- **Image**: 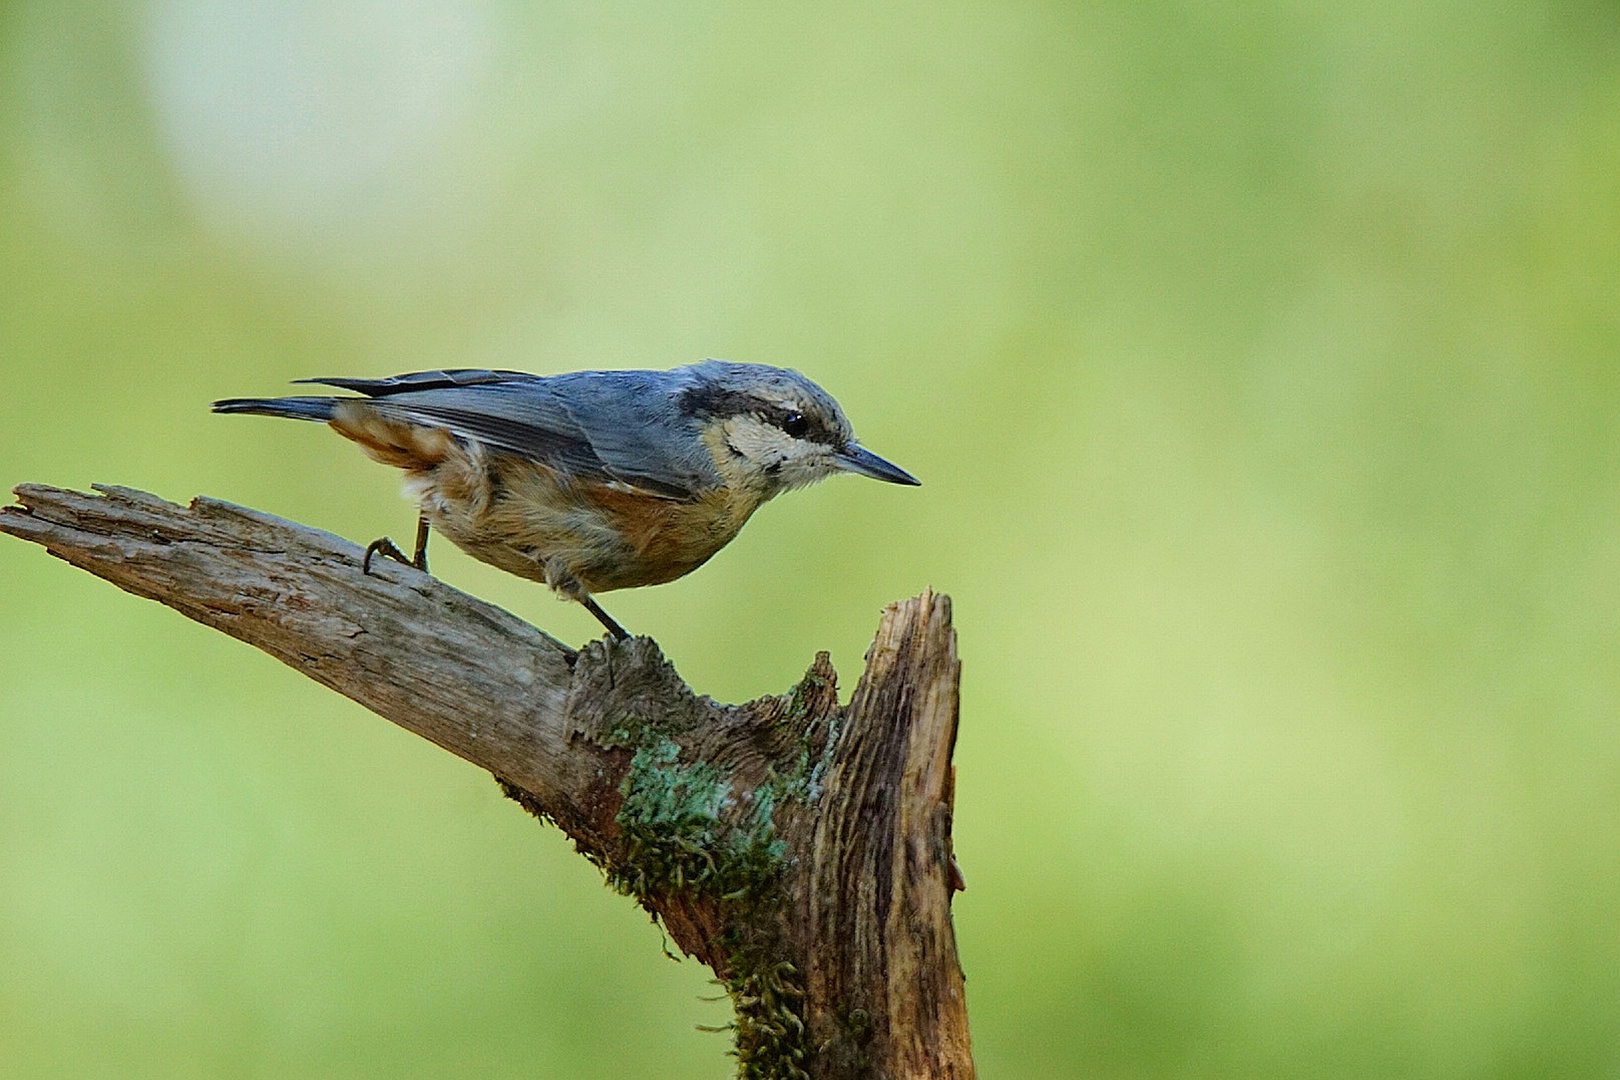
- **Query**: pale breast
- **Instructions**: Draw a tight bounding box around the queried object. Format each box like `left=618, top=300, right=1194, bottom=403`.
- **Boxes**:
left=402, top=445, right=763, bottom=593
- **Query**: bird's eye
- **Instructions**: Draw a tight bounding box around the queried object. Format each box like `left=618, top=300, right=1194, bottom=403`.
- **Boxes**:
left=781, top=411, right=809, bottom=438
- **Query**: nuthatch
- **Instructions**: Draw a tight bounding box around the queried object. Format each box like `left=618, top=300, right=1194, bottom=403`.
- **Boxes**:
left=213, top=361, right=919, bottom=640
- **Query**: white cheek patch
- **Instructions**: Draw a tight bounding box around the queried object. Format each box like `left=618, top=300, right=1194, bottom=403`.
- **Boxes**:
left=721, top=415, right=841, bottom=492
left=724, top=416, right=794, bottom=461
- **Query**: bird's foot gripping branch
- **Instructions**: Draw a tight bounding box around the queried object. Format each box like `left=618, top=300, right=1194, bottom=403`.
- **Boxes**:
left=0, top=484, right=975, bottom=1080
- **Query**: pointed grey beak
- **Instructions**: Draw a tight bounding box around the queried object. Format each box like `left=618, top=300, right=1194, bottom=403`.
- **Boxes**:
left=837, top=444, right=920, bottom=486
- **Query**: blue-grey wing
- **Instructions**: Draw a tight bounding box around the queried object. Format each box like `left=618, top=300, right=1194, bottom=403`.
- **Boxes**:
left=319, top=369, right=721, bottom=500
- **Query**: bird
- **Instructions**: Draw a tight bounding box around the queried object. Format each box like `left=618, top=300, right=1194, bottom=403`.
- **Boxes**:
left=212, top=361, right=920, bottom=640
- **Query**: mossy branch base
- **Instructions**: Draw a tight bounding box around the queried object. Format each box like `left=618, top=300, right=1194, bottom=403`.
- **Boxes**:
left=1, top=484, right=975, bottom=1080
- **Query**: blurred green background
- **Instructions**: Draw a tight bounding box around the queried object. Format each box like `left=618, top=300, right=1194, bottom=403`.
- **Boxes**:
left=3, top=1, right=1619, bottom=1077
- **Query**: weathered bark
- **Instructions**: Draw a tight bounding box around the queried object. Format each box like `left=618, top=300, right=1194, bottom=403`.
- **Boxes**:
left=1, top=484, right=974, bottom=1080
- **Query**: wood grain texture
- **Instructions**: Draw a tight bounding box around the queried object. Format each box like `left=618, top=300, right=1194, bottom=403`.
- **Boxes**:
left=1, top=483, right=974, bottom=1079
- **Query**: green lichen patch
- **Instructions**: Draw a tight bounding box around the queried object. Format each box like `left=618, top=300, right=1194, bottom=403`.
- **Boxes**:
left=781, top=667, right=827, bottom=725
left=606, top=734, right=787, bottom=903
left=601, top=719, right=811, bottom=1080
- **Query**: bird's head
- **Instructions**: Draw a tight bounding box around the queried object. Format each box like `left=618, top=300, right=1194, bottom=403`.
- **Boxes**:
left=677, top=361, right=919, bottom=498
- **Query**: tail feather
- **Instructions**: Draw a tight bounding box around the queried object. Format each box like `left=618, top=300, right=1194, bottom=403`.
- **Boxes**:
left=211, top=396, right=337, bottom=422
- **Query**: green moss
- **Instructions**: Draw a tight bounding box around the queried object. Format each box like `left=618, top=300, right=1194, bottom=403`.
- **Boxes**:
left=600, top=719, right=810, bottom=1080
left=721, top=933, right=810, bottom=1080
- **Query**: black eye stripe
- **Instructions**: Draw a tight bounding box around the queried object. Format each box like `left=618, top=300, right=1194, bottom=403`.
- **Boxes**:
left=677, top=384, right=839, bottom=444
left=768, top=407, right=836, bottom=444
left=758, top=404, right=835, bottom=443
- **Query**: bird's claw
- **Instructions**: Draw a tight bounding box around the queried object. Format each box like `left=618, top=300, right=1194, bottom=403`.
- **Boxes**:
left=363, top=537, right=412, bottom=575
left=363, top=518, right=431, bottom=576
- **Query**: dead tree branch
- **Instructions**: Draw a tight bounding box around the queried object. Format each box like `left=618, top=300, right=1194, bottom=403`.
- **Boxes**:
left=1, top=484, right=973, bottom=1080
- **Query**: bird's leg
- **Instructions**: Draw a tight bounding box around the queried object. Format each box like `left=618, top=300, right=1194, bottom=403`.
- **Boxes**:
left=363, top=516, right=431, bottom=575
left=543, top=556, right=630, bottom=641
left=411, top=516, right=431, bottom=572
left=577, top=594, right=630, bottom=642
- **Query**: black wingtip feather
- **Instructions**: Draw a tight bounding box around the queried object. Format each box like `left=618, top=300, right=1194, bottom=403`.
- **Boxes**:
left=292, top=369, right=535, bottom=396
